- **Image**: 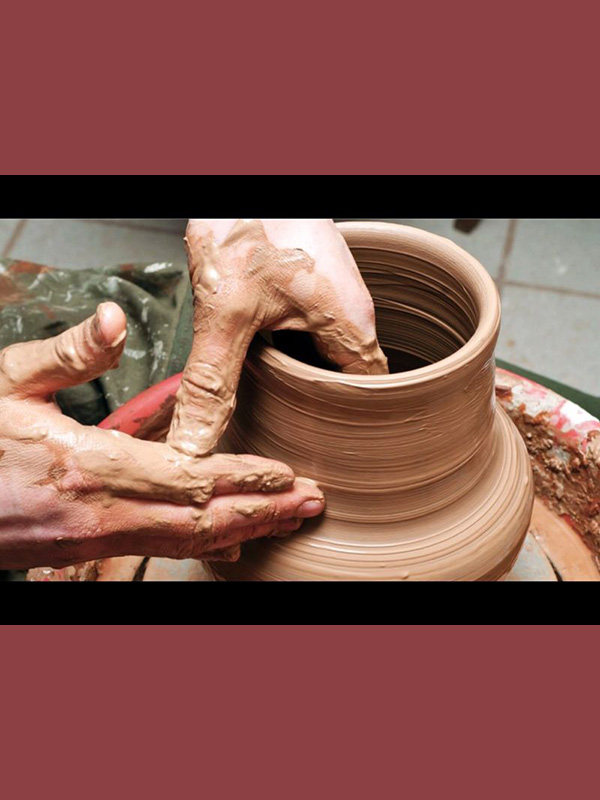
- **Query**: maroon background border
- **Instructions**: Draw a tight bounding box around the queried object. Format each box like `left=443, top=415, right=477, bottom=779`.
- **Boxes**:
left=1, top=625, right=596, bottom=798
left=2, top=1, right=597, bottom=178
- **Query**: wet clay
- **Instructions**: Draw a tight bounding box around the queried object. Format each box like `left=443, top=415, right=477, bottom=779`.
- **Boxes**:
left=210, top=222, right=534, bottom=581
left=496, top=379, right=600, bottom=566
left=168, top=219, right=388, bottom=458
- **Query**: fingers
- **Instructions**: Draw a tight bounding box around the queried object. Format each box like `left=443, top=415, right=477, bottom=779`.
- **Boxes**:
left=126, top=479, right=322, bottom=558
left=306, top=256, right=389, bottom=375
left=166, top=307, right=258, bottom=458
left=75, top=481, right=324, bottom=564
left=167, top=221, right=263, bottom=457
left=209, top=454, right=295, bottom=496
left=306, top=224, right=389, bottom=375
left=72, top=427, right=296, bottom=505
left=169, top=216, right=390, bottom=455
left=313, top=326, right=389, bottom=375
left=167, top=220, right=257, bottom=457
left=0, top=303, right=127, bottom=398
left=203, top=479, right=324, bottom=537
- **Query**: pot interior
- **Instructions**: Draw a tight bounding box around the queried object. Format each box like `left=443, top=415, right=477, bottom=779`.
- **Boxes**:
left=272, top=245, right=480, bottom=374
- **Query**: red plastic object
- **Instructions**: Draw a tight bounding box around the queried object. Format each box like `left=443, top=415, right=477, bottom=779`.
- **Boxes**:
left=98, top=373, right=183, bottom=436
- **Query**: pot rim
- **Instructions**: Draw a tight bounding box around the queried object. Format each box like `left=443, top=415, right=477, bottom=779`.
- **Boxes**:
left=256, top=220, right=501, bottom=387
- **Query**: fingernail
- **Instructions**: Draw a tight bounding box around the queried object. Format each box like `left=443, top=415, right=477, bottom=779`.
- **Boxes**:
left=94, top=303, right=127, bottom=349
left=93, top=304, right=115, bottom=348
left=296, top=499, right=325, bottom=518
left=109, top=328, right=127, bottom=348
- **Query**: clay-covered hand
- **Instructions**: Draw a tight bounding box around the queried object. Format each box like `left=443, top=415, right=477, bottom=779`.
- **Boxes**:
left=0, top=303, right=325, bottom=570
left=168, top=218, right=388, bottom=457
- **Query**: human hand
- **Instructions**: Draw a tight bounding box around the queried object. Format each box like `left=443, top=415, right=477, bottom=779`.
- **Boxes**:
left=168, top=218, right=388, bottom=457
left=0, top=303, right=325, bottom=570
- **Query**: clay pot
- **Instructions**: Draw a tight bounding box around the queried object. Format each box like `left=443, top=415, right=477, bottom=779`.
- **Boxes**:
left=211, top=221, right=534, bottom=581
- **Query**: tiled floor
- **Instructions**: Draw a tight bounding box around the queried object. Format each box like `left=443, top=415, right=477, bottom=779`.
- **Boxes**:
left=0, top=219, right=187, bottom=270
left=1, top=218, right=599, bottom=396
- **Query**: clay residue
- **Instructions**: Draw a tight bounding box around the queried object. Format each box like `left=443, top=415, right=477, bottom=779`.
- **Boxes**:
left=168, top=219, right=388, bottom=458
left=0, top=263, right=52, bottom=310
left=133, top=393, right=178, bottom=442
left=0, top=274, right=26, bottom=307
left=27, top=562, right=98, bottom=582
left=497, top=398, right=600, bottom=568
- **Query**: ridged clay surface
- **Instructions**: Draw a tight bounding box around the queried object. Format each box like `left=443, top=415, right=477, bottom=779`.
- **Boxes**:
left=212, top=222, right=534, bottom=581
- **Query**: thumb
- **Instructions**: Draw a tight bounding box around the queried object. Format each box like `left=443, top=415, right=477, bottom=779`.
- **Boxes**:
left=0, top=302, right=127, bottom=398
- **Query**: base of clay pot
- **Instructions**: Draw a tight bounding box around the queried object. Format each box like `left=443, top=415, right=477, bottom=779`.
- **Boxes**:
left=209, top=405, right=534, bottom=581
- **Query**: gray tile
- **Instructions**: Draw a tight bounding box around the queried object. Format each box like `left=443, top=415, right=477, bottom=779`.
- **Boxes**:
left=506, top=219, right=600, bottom=294
left=345, top=219, right=509, bottom=279
left=9, top=219, right=187, bottom=271
left=0, top=219, right=23, bottom=255
left=497, top=285, right=600, bottom=396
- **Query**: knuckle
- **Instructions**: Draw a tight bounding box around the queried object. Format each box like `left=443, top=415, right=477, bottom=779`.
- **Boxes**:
left=193, top=508, right=214, bottom=538
left=255, top=501, right=279, bottom=524
left=181, top=362, right=230, bottom=403
left=220, top=296, right=257, bottom=326
left=56, top=469, right=103, bottom=498
left=260, top=471, right=293, bottom=492
left=53, top=335, right=81, bottom=372
left=191, top=476, right=216, bottom=504
left=0, top=344, right=28, bottom=391
left=233, top=460, right=294, bottom=494
left=231, top=499, right=280, bottom=525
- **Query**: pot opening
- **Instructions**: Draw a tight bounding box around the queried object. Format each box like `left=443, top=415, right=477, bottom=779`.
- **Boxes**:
left=270, top=331, right=431, bottom=373
left=271, top=249, right=480, bottom=375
